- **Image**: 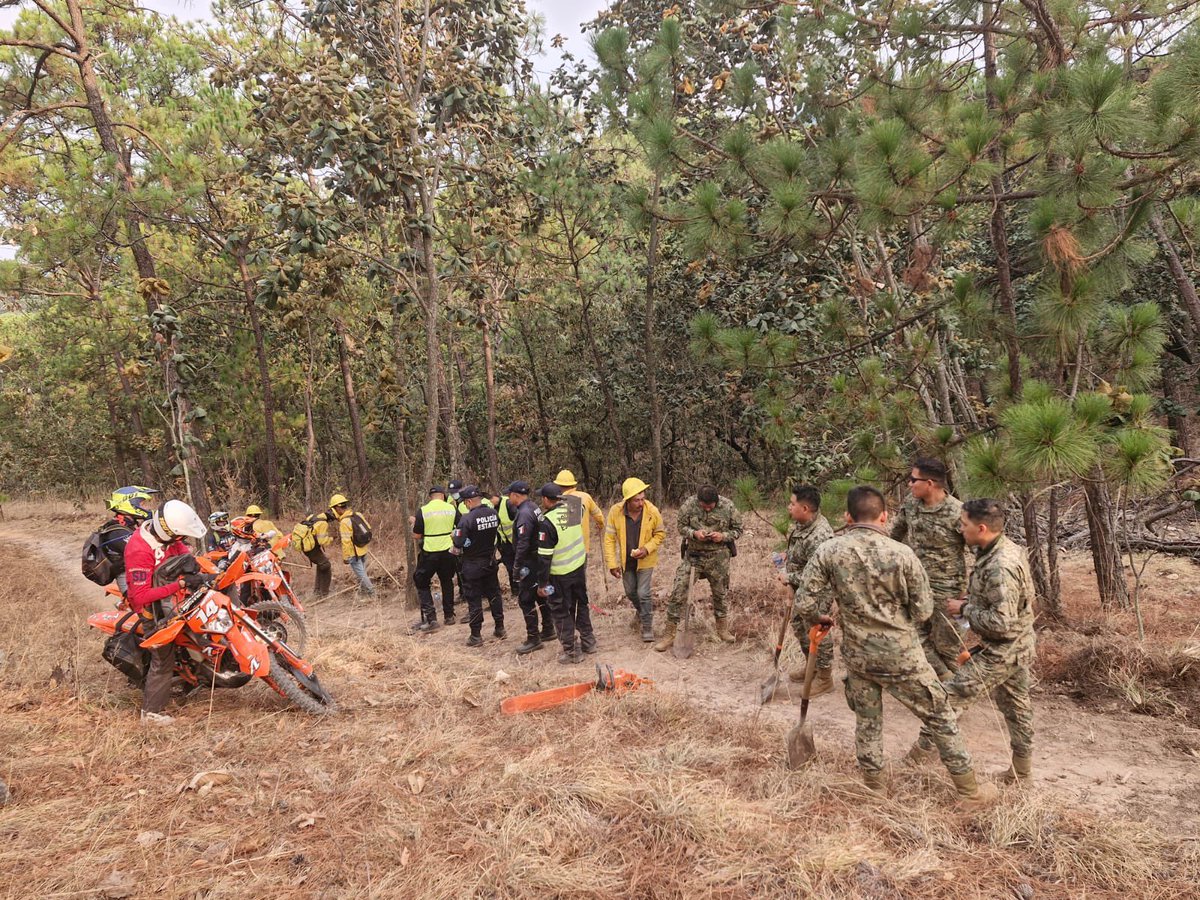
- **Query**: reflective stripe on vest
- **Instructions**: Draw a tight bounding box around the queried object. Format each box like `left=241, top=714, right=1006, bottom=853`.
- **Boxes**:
left=498, top=500, right=515, bottom=543
left=544, top=503, right=586, bottom=576
left=420, top=500, right=456, bottom=552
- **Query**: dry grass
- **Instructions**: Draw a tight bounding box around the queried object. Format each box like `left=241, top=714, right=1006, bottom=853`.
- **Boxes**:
left=3, top=543, right=1200, bottom=899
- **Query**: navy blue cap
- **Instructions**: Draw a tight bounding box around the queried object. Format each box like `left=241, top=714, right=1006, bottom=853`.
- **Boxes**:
left=429, top=485, right=446, bottom=495
left=504, top=480, right=530, bottom=495
left=458, top=484, right=481, bottom=500
left=539, top=482, right=563, bottom=500
left=448, top=479, right=464, bottom=492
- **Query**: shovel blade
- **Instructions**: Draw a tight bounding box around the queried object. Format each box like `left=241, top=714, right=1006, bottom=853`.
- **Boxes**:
left=786, top=719, right=816, bottom=769
left=673, top=629, right=696, bottom=659
left=759, top=672, right=781, bottom=705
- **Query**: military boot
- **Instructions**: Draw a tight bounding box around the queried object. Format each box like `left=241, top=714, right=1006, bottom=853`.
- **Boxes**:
left=653, top=622, right=677, bottom=653
left=808, top=667, right=834, bottom=697
left=580, top=633, right=598, bottom=655
left=950, top=770, right=1000, bottom=809
left=557, top=646, right=583, bottom=665
left=788, top=665, right=806, bottom=683
left=904, top=739, right=940, bottom=767
left=416, top=618, right=441, bottom=634
left=515, top=636, right=543, bottom=655
left=714, top=617, right=736, bottom=643
left=994, top=754, right=1033, bottom=786
left=862, top=769, right=888, bottom=796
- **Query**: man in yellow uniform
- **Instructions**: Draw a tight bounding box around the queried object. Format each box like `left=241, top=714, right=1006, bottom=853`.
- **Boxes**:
left=330, top=493, right=374, bottom=597
left=291, top=509, right=333, bottom=597
left=554, top=469, right=606, bottom=555
left=244, top=504, right=285, bottom=560
left=603, top=477, right=666, bottom=642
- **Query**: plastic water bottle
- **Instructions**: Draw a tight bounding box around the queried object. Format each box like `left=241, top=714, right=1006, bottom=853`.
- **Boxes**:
left=433, top=588, right=442, bottom=607
left=771, top=551, right=786, bottom=571
left=543, top=584, right=556, bottom=597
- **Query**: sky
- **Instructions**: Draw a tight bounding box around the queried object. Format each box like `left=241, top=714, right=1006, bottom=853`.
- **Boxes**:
left=0, top=0, right=604, bottom=73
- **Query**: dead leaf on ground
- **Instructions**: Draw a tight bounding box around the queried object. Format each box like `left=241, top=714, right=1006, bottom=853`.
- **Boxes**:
left=98, top=870, right=135, bottom=898
left=461, top=691, right=481, bottom=708
left=179, top=769, right=233, bottom=795
left=135, top=830, right=165, bottom=847
left=291, top=813, right=326, bottom=829
left=400, top=847, right=411, bottom=867
left=407, top=773, right=425, bottom=795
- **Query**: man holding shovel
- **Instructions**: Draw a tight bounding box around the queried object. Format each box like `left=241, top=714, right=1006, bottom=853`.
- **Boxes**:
left=795, top=486, right=998, bottom=807
left=780, top=484, right=835, bottom=692
left=905, top=499, right=1036, bottom=786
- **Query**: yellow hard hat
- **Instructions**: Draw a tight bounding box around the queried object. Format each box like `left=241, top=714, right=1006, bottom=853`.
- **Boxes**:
left=245, top=504, right=264, bottom=516
left=329, top=493, right=350, bottom=508
left=621, top=477, right=650, bottom=502
left=554, top=469, right=578, bottom=488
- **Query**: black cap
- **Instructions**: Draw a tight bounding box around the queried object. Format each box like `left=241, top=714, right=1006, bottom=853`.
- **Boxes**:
left=447, top=478, right=464, bottom=492
left=539, top=482, right=563, bottom=500
left=429, top=485, right=446, bottom=495
left=503, top=480, right=530, bottom=495
left=458, top=484, right=481, bottom=500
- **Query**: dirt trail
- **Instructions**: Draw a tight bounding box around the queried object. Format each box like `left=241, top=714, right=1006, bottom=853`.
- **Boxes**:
left=9, top=519, right=1200, bottom=838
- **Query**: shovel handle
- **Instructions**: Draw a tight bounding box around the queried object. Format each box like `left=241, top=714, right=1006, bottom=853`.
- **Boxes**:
left=956, top=644, right=983, bottom=666
left=806, top=622, right=832, bottom=656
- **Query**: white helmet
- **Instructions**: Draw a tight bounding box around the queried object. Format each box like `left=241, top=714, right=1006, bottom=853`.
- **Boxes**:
left=151, top=499, right=207, bottom=542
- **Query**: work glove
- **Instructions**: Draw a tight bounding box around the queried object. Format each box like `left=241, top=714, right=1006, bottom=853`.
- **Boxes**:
left=180, top=572, right=213, bottom=591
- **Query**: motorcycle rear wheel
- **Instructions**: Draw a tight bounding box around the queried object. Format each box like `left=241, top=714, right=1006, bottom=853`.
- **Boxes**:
left=265, top=651, right=336, bottom=715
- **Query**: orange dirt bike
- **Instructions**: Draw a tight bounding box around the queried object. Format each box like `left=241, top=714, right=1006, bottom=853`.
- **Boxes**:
left=197, top=534, right=307, bottom=653
left=90, top=558, right=334, bottom=715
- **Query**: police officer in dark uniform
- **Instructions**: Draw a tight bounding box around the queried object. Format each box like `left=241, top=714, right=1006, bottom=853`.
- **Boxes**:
left=452, top=485, right=505, bottom=647
left=506, top=482, right=555, bottom=654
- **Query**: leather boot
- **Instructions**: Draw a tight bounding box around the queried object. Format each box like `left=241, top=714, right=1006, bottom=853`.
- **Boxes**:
left=950, top=770, right=1000, bottom=809
left=640, top=604, right=655, bottom=643
left=862, top=769, right=888, bottom=795
left=580, top=633, right=598, bottom=654
left=903, top=739, right=940, bottom=768
left=540, top=622, right=557, bottom=642
left=653, top=622, right=677, bottom=653
left=994, top=754, right=1033, bottom=786
left=557, top=647, right=582, bottom=665
left=515, top=637, right=543, bottom=655
left=714, top=617, right=736, bottom=643
left=808, top=667, right=834, bottom=697
left=416, top=619, right=441, bottom=633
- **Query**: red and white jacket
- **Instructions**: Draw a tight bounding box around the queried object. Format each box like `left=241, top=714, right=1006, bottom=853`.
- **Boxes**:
left=124, top=523, right=190, bottom=614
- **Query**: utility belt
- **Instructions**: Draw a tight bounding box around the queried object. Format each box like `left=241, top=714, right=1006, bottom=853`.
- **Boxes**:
left=682, top=537, right=736, bottom=559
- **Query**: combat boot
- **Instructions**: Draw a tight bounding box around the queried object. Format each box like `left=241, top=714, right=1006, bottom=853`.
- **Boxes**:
left=416, top=619, right=441, bottom=634
left=557, top=647, right=582, bottom=665
left=640, top=605, right=655, bottom=643
left=862, top=769, right=888, bottom=796
left=808, top=667, right=834, bottom=697
left=904, top=738, right=939, bottom=767
left=465, top=634, right=484, bottom=648
left=580, top=633, right=598, bottom=655
left=994, top=754, right=1033, bottom=786
left=950, top=770, right=1000, bottom=809
left=788, top=665, right=806, bottom=683
left=515, top=637, right=543, bottom=655
left=714, top=617, right=736, bottom=643
left=653, top=622, right=677, bottom=653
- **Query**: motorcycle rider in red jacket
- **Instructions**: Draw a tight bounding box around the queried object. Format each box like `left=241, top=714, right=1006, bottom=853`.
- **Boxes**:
left=124, top=499, right=208, bottom=725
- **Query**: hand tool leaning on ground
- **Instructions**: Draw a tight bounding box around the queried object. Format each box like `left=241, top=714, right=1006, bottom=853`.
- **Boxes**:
left=500, top=664, right=653, bottom=714
left=759, top=585, right=797, bottom=705
left=786, top=619, right=833, bottom=769
left=673, top=567, right=698, bottom=659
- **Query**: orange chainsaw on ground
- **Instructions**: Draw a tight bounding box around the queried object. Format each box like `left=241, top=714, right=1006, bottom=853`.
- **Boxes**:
left=500, top=664, right=652, bottom=714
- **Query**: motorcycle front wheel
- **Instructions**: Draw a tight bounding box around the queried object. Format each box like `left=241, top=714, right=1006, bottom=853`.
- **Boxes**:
left=265, top=652, right=336, bottom=716
left=246, top=600, right=307, bottom=655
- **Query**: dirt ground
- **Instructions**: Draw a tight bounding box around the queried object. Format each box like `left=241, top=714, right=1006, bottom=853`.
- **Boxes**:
left=2, top=499, right=1199, bottom=897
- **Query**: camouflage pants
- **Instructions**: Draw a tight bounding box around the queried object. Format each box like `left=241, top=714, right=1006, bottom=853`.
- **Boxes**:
left=792, top=590, right=834, bottom=670
left=667, top=551, right=729, bottom=623
left=843, top=668, right=972, bottom=776
left=921, top=595, right=965, bottom=678
left=919, top=646, right=1035, bottom=757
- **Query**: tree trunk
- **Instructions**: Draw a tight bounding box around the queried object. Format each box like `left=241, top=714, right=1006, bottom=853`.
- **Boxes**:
left=334, top=318, right=370, bottom=496
left=983, top=0, right=1023, bottom=400
left=1083, top=470, right=1131, bottom=609
left=302, top=319, right=318, bottom=512
left=109, top=348, right=153, bottom=483
left=644, top=173, right=665, bottom=499
left=1020, top=493, right=1052, bottom=603
left=390, top=299, right=418, bottom=606
left=101, top=368, right=130, bottom=484
left=417, top=182, right=442, bottom=490
left=517, top=318, right=553, bottom=465
left=1161, top=357, right=1196, bottom=457
left=66, top=0, right=210, bottom=517
left=481, top=303, right=501, bottom=491
left=451, top=338, right=484, bottom=478
left=1150, top=209, right=1200, bottom=343
left=438, top=344, right=466, bottom=478
left=235, top=251, right=281, bottom=513
left=1045, top=486, right=1063, bottom=617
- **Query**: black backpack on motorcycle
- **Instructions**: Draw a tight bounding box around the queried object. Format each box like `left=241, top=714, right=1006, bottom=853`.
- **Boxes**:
left=81, top=531, right=114, bottom=586
left=101, top=611, right=149, bottom=684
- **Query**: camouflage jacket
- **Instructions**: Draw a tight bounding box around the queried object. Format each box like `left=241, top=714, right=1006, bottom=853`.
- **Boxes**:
left=799, top=525, right=933, bottom=677
left=890, top=494, right=968, bottom=599
left=678, top=495, right=744, bottom=553
left=784, top=515, right=835, bottom=588
left=964, top=535, right=1036, bottom=656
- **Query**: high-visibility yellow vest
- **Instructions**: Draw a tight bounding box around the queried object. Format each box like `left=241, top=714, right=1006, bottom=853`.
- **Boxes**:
left=456, top=497, right=493, bottom=517
left=420, top=499, right=456, bottom=552
left=539, top=502, right=586, bottom=576
left=498, top=500, right=515, bottom=544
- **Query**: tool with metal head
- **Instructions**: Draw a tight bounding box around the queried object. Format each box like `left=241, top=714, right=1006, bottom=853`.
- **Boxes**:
left=786, top=620, right=833, bottom=768
left=759, top=586, right=796, bottom=704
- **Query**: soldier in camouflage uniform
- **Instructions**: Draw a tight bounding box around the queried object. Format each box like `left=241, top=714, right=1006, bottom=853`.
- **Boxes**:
left=779, top=485, right=836, bottom=693
left=655, top=485, right=744, bottom=650
left=797, top=485, right=997, bottom=805
left=891, top=457, right=969, bottom=677
left=908, top=499, right=1036, bottom=786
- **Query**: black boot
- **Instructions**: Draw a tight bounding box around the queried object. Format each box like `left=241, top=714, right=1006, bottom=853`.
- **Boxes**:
left=465, top=634, right=484, bottom=648
left=494, top=625, right=507, bottom=639
left=580, top=633, right=598, bottom=654
left=540, top=622, right=557, bottom=642
left=417, top=619, right=441, bottom=633
left=557, top=647, right=582, bottom=664
left=516, top=637, right=543, bottom=655
left=444, top=614, right=457, bottom=625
